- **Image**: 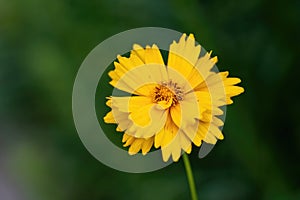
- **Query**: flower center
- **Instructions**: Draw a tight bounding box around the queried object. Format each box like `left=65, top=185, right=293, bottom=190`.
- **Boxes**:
left=153, top=80, right=184, bottom=106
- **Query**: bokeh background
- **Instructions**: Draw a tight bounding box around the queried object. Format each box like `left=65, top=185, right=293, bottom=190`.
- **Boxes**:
left=1, top=0, right=299, bottom=199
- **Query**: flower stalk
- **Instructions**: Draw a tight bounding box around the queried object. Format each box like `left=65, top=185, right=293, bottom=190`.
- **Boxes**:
left=183, top=153, right=198, bottom=200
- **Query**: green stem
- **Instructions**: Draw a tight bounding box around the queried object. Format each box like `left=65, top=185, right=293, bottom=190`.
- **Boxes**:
left=183, top=153, right=198, bottom=200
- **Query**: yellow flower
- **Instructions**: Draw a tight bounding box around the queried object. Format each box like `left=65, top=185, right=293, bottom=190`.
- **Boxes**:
left=103, top=33, right=244, bottom=162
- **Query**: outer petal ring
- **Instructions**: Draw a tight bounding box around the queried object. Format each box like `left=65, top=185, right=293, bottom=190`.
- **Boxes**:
left=72, top=27, right=226, bottom=173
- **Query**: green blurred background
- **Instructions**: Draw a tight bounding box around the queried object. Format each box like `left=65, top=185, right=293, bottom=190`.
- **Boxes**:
left=1, top=0, right=299, bottom=199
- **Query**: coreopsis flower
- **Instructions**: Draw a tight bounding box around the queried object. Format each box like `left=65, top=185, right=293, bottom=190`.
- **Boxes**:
left=103, top=33, right=244, bottom=162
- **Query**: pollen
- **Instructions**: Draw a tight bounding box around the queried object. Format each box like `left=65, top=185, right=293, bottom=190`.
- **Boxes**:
left=153, top=80, right=184, bottom=106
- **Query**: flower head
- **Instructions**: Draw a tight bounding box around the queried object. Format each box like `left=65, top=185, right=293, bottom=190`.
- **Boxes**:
left=104, top=33, right=244, bottom=162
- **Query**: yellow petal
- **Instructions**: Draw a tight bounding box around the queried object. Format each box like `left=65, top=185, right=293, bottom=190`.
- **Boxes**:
left=122, top=134, right=154, bottom=155
left=185, top=121, right=224, bottom=146
left=212, top=116, right=224, bottom=127
left=203, top=131, right=218, bottom=144
left=133, top=44, right=168, bottom=83
left=155, top=114, right=193, bottom=162
left=122, top=133, right=130, bottom=142
left=186, top=67, right=205, bottom=90
left=109, top=108, right=132, bottom=132
left=109, top=96, right=168, bottom=139
left=105, top=97, right=112, bottom=107
left=128, top=138, right=144, bottom=155
left=157, top=99, right=173, bottom=109
left=179, top=131, right=192, bottom=154
left=223, top=77, right=241, bottom=85
left=170, top=104, right=181, bottom=128
left=208, top=124, right=224, bottom=140
left=225, top=85, right=244, bottom=96
left=171, top=141, right=181, bottom=162
left=132, top=44, right=146, bottom=62
left=127, top=104, right=168, bottom=138
left=185, top=144, right=192, bottom=154
left=180, top=122, right=199, bottom=143
left=161, top=133, right=181, bottom=162
left=194, top=51, right=218, bottom=83
left=194, top=121, right=221, bottom=144
left=226, top=97, right=234, bottom=104
left=193, top=91, right=212, bottom=121
left=154, top=115, right=178, bottom=148
left=103, top=111, right=116, bottom=123
left=196, top=121, right=209, bottom=139
left=129, top=104, right=154, bottom=127
left=109, top=64, right=154, bottom=96
left=191, top=133, right=202, bottom=147
left=109, top=96, right=153, bottom=113
left=160, top=129, right=191, bottom=162
left=180, top=91, right=212, bottom=124
left=116, top=126, right=122, bottom=132
left=123, top=135, right=135, bottom=147
left=141, top=138, right=154, bottom=155
left=167, top=34, right=200, bottom=82
left=197, top=71, right=244, bottom=106
left=109, top=44, right=168, bottom=95
left=145, top=44, right=165, bottom=65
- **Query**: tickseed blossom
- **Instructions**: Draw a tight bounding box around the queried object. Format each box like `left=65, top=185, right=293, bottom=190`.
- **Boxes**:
left=103, top=33, right=244, bottom=162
